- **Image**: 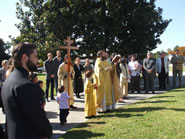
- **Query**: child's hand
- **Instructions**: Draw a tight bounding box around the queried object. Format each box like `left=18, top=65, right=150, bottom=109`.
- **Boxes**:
left=41, top=103, right=46, bottom=109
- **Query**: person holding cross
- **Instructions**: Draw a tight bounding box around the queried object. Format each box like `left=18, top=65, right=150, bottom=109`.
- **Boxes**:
left=58, top=55, right=77, bottom=109
left=58, top=36, right=79, bottom=109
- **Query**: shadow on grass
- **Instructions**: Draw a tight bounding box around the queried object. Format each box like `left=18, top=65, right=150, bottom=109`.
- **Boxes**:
left=51, top=121, right=106, bottom=139
left=96, top=113, right=143, bottom=118
left=62, top=130, right=104, bottom=139
left=150, top=96, right=175, bottom=99
left=114, top=107, right=185, bottom=113
left=136, top=100, right=176, bottom=104
left=76, top=121, right=106, bottom=128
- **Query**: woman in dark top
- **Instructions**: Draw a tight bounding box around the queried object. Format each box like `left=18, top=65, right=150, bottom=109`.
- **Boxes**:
left=73, top=57, right=84, bottom=98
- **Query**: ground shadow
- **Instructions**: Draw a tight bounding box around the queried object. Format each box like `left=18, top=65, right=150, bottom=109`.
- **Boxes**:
left=114, top=106, right=185, bottom=113
left=75, top=99, right=85, bottom=103
left=75, top=121, right=106, bottom=128
left=150, top=96, right=175, bottom=99
left=46, top=111, right=58, bottom=119
left=170, top=89, right=185, bottom=92
left=136, top=100, right=176, bottom=104
left=121, top=107, right=166, bottom=113
left=51, top=122, right=81, bottom=139
left=170, top=108, right=185, bottom=112
left=96, top=113, right=143, bottom=118
left=70, top=107, right=84, bottom=112
left=62, top=130, right=104, bottom=139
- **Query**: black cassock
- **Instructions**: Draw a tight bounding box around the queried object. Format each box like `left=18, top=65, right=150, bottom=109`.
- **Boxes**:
left=73, top=64, right=84, bottom=96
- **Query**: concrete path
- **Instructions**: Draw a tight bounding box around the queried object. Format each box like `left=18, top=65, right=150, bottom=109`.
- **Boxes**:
left=0, top=72, right=184, bottom=139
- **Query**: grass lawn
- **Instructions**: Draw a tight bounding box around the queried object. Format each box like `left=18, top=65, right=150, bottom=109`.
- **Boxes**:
left=61, top=88, right=185, bottom=139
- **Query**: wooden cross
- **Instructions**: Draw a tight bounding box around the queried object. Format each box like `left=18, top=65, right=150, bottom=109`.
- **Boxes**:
left=59, top=36, right=79, bottom=94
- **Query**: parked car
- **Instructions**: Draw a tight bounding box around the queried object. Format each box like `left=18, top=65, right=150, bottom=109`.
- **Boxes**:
left=37, top=67, right=45, bottom=73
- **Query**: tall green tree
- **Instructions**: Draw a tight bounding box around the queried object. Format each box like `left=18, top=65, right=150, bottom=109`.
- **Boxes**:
left=14, top=0, right=171, bottom=60
left=0, top=39, right=11, bottom=64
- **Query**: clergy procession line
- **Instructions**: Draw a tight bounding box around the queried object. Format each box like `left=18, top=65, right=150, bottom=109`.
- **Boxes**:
left=43, top=49, right=184, bottom=120
left=0, top=42, right=184, bottom=139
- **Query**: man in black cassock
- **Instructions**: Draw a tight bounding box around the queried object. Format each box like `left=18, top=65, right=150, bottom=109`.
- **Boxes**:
left=1, top=42, right=52, bottom=139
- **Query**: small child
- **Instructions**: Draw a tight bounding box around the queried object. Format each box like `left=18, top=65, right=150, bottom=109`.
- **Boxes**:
left=29, top=72, right=46, bottom=109
left=37, top=80, right=46, bottom=109
left=57, top=85, right=73, bottom=125
left=84, top=70, right=97, bottom=119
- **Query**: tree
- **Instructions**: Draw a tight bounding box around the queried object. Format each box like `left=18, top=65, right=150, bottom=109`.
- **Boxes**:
left=168, top=46, right=185, bottom=56
left=0, top=39, right=11, bottom=64
left=13, top=0, right=171, bottom=60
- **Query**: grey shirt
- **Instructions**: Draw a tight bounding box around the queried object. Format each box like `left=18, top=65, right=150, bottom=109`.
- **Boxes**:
left=53, top=56, right=63, bottom=76
left=143, top=58, right=156, bottom=73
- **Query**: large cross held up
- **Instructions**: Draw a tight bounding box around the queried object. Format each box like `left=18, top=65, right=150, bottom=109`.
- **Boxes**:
left=59, top=36, right=79, bottom=94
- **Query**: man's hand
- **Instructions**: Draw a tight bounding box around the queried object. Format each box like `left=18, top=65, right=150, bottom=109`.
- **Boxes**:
left=50, top=74, right=55, bottom=78
left=148, top=69, right=152, bottom=73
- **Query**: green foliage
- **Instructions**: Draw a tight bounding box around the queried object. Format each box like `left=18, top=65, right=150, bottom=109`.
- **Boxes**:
left=13, top=0, right=171, bottom=60
left=173, top=45, right=179, bottom=51
left=0, top=39, right=11, bottom=64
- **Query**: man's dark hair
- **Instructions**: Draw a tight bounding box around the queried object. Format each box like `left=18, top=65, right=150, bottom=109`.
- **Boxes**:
left=12, top=42, right=36, bottom=67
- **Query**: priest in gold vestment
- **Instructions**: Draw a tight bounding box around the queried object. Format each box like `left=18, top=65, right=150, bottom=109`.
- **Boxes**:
left=94, top=50, right=120, bottom=112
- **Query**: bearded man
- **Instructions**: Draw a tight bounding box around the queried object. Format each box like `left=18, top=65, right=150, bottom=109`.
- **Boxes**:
left=94, top=50, right=120, bottom=112
left=1, top=42, right=52, bottom=139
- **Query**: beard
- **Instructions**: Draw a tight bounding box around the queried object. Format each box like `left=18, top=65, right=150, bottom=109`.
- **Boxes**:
left=26, top=59, right=37, bottom=72
left=101, top=56, right=107, bottom=61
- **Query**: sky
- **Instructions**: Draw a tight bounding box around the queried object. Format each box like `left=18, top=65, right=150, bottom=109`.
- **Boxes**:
left=0, top=0, right=185, bottom=52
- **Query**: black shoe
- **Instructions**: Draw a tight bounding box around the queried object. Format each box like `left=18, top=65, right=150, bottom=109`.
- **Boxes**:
left=60, top=122, right=64, bottom=125
left=64, top=119, right=67, bottom=123
left=46, top=98, right=50, bottom=102
left=85, top=116, right=92, bottom=119
left=51, top=98, right=55, bottom=100
left=145, top=91, right=148, bottom=94
left=70, top=105, right=77, bottom=109
left=76, top=95, right=81, bottom=98
left=152, top=91, right=155, bottom=94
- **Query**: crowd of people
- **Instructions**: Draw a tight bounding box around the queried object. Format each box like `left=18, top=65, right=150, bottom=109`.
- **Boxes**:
left=0, top=42, right=184, bottom=139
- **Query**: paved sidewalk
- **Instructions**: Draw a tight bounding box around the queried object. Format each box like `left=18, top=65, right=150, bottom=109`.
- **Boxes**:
left=0, top=91, right=164, bottom=139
